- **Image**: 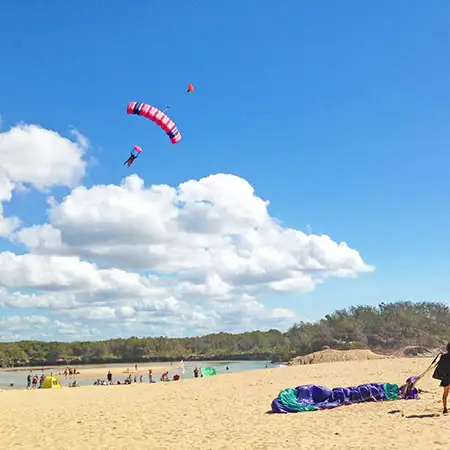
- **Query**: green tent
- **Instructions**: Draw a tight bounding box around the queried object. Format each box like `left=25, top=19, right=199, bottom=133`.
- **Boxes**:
left=201, top=367, right=216, bottom=377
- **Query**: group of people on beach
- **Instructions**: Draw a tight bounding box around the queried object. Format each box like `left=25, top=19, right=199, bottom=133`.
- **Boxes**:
left=61, top=367, right=79, bottom=377
left=91, top=364, right=222, bottom=386
left=22, top=362, right=229, bottom=390
left=92, top=368, right=181, bottom=386
left=26, top=373, right=45, bottom=389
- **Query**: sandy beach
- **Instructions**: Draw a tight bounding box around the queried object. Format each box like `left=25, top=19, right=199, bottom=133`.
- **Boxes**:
left=0, top=357, right=447, bottom=449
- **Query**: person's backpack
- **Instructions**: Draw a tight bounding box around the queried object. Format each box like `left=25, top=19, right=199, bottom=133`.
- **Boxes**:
left=432, top=356, right=443, bottom=380
left=432, top=365, right=442, bottom=380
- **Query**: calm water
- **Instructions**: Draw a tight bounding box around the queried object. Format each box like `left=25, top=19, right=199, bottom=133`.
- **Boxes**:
left=0, top=360, right=271, bottom=389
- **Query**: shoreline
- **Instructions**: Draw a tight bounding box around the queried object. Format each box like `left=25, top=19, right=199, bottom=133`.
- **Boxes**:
left=0, top=363, right=243, bottom=391
left=0, top=360, right=270, bottom=390
left=0, top=358, right=263, bottom=373
left=0, top=353, right=273, bottom=370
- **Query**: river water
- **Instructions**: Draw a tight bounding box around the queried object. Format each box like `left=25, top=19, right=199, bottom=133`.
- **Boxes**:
left=0, top=359, right=271, bottom=389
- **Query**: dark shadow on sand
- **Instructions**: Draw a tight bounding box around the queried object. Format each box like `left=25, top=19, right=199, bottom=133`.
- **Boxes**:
left=406, top=413, right=440, bottom=419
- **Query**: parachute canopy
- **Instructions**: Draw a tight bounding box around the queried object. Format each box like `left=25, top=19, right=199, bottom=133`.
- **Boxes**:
left=127, top=102, right=182, bottom=144
left=271, top=380, right=418, bottom=414
left=187, top=84, right=194, bottom=93
left=133, top=145, right=142, bottom=153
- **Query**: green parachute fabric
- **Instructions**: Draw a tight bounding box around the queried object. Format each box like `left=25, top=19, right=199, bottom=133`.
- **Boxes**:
left=278, top=388, right=319, bottom=412
left=201, top=367, right=217, bottom=377
left=382, top=383, right=400, bottom=400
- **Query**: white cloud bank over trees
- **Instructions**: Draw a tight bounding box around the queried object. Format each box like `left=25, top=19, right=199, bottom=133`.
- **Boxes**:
left=0, top=122, right=374, bottom=340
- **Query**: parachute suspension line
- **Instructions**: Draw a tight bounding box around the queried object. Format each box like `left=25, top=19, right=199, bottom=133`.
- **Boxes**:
left=162, top=84, right=193, bottom=113
left=403, top=351, right=444, bottom=394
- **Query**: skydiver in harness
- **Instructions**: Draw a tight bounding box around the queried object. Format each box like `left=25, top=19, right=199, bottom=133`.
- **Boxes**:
left=124, top=152, right=138, bottom=167
left=124, top=145, right=142, bottom=168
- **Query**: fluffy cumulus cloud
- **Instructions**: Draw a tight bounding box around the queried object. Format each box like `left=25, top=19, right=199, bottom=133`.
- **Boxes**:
left=0, top=121, right=374, bottom=341
left=0, top=124, right=86, bottom=236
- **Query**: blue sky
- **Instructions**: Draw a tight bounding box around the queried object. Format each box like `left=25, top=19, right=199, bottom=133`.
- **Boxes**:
left=1, top=0, right=450, bottom=338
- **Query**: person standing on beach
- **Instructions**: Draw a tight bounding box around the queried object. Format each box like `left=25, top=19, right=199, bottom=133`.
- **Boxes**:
left=26, top=374, right=31, bottom=390
left=435, top=343, right=450, bottom=414
left=107, top=371, right=112, bottom=385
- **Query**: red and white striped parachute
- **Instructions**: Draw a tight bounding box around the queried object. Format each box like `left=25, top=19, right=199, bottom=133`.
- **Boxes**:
left=127, top=101, right=182, bottom=144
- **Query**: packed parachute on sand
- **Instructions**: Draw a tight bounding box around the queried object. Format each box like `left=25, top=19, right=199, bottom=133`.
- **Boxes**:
left=271, top=379, right=419, bottom=413
left=270, top=352, right=448, bottom=414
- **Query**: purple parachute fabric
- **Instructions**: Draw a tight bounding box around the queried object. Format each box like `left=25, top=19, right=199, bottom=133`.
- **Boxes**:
left=402, top=376, right=419, bottom=399
left=271, top=381, right=418, bottom=414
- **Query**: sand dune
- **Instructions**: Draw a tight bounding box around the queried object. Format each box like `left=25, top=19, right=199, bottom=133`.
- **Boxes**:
left=0, top=357, right=448, bottom=449
left=288, top=348, right=388, bottom=365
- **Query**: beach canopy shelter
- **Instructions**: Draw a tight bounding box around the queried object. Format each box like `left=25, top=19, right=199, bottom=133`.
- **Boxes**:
left=41, top=376, right=62, bottom=389
left=201, top=367, right=216, bottom=377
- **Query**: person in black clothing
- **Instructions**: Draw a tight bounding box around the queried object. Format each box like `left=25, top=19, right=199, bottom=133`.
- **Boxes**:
left=124, top=153, right=138, bottom=167
left=436, top=343, right=450, bottom=414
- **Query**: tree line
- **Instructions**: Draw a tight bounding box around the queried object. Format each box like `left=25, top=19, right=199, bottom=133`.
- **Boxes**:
left=1, top=301, right=449, bottom=367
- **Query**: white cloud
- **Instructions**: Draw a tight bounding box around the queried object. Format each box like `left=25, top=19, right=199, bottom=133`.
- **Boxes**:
left=0, top=314, right=99, bottom=341
left=16, top=173, right=373, bottom=285
left=0, top=121, right=375, bottom=340
left=0, top=123, right=87, bottom=236
left=0, top=124, right=87, bottom=189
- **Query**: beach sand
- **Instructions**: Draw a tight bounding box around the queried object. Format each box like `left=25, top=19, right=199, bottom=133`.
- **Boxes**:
left=0, top=357, right=447, bottom=449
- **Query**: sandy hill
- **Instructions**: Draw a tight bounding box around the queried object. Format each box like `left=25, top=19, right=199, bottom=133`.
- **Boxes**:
left=288, top=348, right=388, bottom=365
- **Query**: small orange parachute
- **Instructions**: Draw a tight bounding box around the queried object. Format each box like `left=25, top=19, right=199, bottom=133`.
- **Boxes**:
left=187, top=84, right=194, bottom=93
